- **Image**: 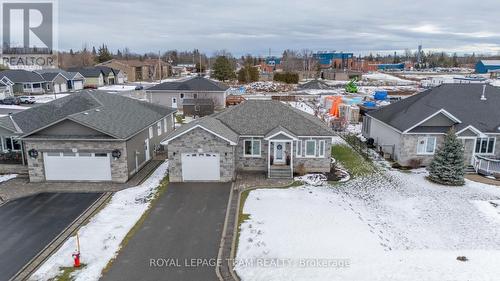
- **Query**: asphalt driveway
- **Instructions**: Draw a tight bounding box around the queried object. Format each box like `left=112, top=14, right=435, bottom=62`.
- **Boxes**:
left=0, top=192, right=102, bottom=280
left=101, top=182, right=231, bottom=281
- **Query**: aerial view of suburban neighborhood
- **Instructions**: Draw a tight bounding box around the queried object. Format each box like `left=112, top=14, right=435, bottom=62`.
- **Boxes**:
left=0, top=0, right=500, bottom=281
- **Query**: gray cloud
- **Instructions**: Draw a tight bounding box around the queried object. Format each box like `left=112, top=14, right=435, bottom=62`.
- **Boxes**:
left=57, top=0, right=500, bottom=56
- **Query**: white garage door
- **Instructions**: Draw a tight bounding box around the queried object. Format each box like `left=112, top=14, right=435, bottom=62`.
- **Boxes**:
left=54, top=84, right=60, bottom=93
left=44, top=152, right=112, bottom=181
left=74, top=81, right=83, bottom=90
left=60, top=83, right=68, bottom=93
left=181, top=153, right=220, bottom=181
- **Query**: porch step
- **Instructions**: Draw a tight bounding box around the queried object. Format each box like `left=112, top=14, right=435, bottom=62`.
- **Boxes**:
left=465, top=165, right=476, bottom=174
left=269, top=169, right=292, bottom=179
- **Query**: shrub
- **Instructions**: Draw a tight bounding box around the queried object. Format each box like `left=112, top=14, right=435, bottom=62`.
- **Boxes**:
left=273, top=72, right=299, bottom=84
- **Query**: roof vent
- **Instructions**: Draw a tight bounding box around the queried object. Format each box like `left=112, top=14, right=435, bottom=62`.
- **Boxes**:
left=480, top=84, right=487, bottom=101
left=95, top=109, right=100, bottom=112
left=83, top=112, right=89, bottom=115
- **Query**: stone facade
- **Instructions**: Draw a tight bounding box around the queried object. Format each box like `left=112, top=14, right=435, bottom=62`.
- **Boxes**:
left=293, top=138, right=332, bottom=173
left=167, top=127, right=235, bottom=182
left=399, top=134, right=445, bottom=166
left=236, top=138, right=268, bottom=171
left=24, top=140, right=128, bottom=183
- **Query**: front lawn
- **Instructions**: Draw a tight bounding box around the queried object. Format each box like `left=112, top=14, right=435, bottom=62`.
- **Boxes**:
left=331, top=144, right=375, bottom=177
left=235, top=162, right=500, bottom=280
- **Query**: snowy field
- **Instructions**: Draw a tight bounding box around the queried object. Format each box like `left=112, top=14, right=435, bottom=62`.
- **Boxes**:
left=363, top=72, right=415, bottom=85
left=31, top=161, right=169, bottom=281
left=98, top=85, right=137, bottom=92
left=34, top=94, right=70, bottom=103
left=236, top=168, right=500, bottom=281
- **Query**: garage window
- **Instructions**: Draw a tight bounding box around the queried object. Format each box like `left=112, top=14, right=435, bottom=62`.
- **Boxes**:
left=63, top=152, right=76, bottom=157
left=79, top=152, right=92, bottom=157
left=94, top=153, right=108, bottom=157
left=46, top=152, right=60, bottom=157
left=244, top=139, right=261, bottom=157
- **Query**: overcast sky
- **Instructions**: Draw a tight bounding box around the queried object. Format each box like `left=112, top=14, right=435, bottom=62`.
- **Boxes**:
left=58, top=0, right=500, bottom=56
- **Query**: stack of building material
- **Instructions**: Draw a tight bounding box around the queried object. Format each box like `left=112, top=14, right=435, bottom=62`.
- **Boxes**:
left=338, top=104, right=360, bottom=123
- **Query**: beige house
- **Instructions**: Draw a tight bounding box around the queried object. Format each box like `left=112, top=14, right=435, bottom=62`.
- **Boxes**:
left=97, top=59, right=169, bottom=82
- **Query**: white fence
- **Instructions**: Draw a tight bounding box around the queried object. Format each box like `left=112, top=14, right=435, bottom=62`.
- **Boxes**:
left=474, top=155, right=500, bottom=176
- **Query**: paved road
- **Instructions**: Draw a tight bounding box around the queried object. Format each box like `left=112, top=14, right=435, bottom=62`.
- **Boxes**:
left=101, top=183, right=231, bottom=281
left=0, top=192, right=102, bottom=280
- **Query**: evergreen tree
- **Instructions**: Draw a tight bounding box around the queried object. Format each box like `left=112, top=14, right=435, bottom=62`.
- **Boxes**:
left=92, top=46, right=97, bottom=56
left=237, top=65, right=259, bottom=83
left=96, top=44, right=113, bottom=63
left=212, top=56, right=235, bottom=81
left=427, top=129, right=465, bottom=186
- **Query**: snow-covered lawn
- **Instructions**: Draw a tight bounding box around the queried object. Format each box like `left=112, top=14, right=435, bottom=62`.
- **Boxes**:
left=236, top=168, right=500, bottom=281
left=0, top=174, right=17, bottom=183
left=98, top=85, right=137, bottom=92
left=31, top=161, right=169, bottom=281
left=0, top=104, right=28, bottom=110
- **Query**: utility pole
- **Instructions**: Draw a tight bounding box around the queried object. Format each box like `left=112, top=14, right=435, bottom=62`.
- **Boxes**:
left=158, top=51, right=161, bottom=81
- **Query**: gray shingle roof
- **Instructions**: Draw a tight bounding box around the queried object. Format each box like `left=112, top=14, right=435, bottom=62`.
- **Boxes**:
left=67, top=67, right=102, bottom=78
left=164, top=116, right=239, bottom=144
left=35, top=69, right=80, bottom=80
left=0, top=70, right=45, bottom=83
left=147, top=76, right=229, bottom=92
left=215, top=100, right=333, bottom=136
left=368, top=84, right=500, bottom=133
left=164, top=100, right=333, bottom=144
left=0, top=91, right=176, bottom=139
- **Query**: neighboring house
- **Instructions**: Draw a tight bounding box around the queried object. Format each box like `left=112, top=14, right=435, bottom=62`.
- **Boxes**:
left=475, top=60, right=500, bottom=74
left=0, top=91, right=176, bottom=182
left=0, top=69, right=46, bottom=94
left=362, top=84, right=500, bottom=172
left=112, top=68, right=127, bottom=84
left=146, top=76, right=229, bottom=111
left=95, top=66, right=116, bottom=85
left=36, top=69, right=85, bottom=91
left=0, top=81, right=12, bottom=99
left=69, top=67, right=104, bottom=88
left=162, top=100, right=334, bottom=182
left=36, top=72, right=69, bottom=93
left=97, top=59, right=168, bottom=82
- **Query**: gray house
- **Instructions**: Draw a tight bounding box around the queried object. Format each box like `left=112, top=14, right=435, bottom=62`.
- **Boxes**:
left=36, top=72, right=69, bottom=93
left=0, top=69, right=46, bottom=94
left=163, top=100, right=334, bottom=182
left=0, top=91, right=176, bottom=182
left=362, top=84, right=500, bottom=173
left=36, top=69, right=85, bottom=91
left=146, top=76, right=229, bottom=111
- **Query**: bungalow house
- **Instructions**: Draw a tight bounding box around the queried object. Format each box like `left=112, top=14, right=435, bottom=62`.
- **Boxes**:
left=35, top=71, right=69, bottom=93
left=36, top=69, right=85, bottom=91
left=68, top=67, right=104, bottom=88
left=0, top=70, right=46, bottom=94
left=146, top=76, right=229, bottom=111
left=95, top=66, right=116, bottom=85
left=162, top=100, right=334, bottom=182
left=0, top=91, right=176, bottom=182
left=362, top=84, right=500, bottom=174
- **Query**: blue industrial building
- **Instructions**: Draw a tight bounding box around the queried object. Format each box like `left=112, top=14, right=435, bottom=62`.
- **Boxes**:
left=475, top=60, right=500, bottom=74
left=377, top=63, right=405, bottom=71
left=313, top=52, right=354, bottom=66
left=265, top=56, right=281, bottom=66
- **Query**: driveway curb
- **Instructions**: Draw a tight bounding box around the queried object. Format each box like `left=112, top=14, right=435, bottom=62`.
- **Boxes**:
left=9, top=192, right=113, bottom=281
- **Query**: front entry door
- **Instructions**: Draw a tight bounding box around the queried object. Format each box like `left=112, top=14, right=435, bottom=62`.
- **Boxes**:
left=274, top=142, right=285, bottom=164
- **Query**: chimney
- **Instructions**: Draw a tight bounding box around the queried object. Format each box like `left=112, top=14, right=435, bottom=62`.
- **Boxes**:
left=480, top=84, right=487, bottom=101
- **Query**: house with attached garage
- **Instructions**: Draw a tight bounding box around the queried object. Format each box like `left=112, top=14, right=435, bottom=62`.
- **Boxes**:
left=68, top=67, right=105, bottom=88
left=0, top=69, right=47, bottom=94
left=34, top=71, right=69, bottom=93
left=35, top=69, right=85, bottom=91
left=162, top=99, right=334, bottom=182
left=146, top=76, right=229, bottom=112
left=0, top=91, right=176, bottom=182
left=362, top=84, right=500, bottom=175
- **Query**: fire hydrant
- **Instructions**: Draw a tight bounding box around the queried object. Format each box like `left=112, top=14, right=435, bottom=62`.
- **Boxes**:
left=72, top=251, right=81, bottom=268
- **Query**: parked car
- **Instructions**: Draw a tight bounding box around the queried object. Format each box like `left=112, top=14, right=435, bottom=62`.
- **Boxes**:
left=0, top=97, right=21, bottom=105
left=19, top=96, right=36, bottom=104
left=135, top=85, right=144, bottom=90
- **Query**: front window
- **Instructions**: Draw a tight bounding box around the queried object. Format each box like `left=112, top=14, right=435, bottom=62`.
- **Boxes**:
left=319, top=140, right=325, bottom=157
left=149, top=127, right=153, bottom=139
left=475, top=137, right=495, bottom=154
left=244, top=139, right=261, bottom=157
left=417, top=136, right=436, bottom=155
left=296, top=140, right=302, bottom=157
left=163, top=117, right=168, bottom=133
left=180, top=93, right=184, bottom=99
left=305, top=140, right=316, bottom=157
left=157, top=121, right=162, bottom=136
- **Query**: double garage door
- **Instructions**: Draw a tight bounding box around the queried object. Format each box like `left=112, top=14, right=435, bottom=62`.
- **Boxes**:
left=44, top=152, right=112, bottom=181
left=54, top=83, right=68, bottom=93
left=181, top=153, right=220, bottom=181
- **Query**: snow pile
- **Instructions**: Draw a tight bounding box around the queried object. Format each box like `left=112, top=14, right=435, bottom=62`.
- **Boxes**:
left=236, top=168, right=500, bottom=281
left=98, top=85, right=137, bottom=92
left=243, top=81, right=296, bottom=93
left=294, top=174, right=327, bottom=186
left=363, top=72, right=415, bottom=85
left=285, top=101, right=315, bottom=115
left=31, top=161, right=169, bottom=281
left=0, top=174, right=17, bottom=183
left=0, top=104, right=27, bottom=110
